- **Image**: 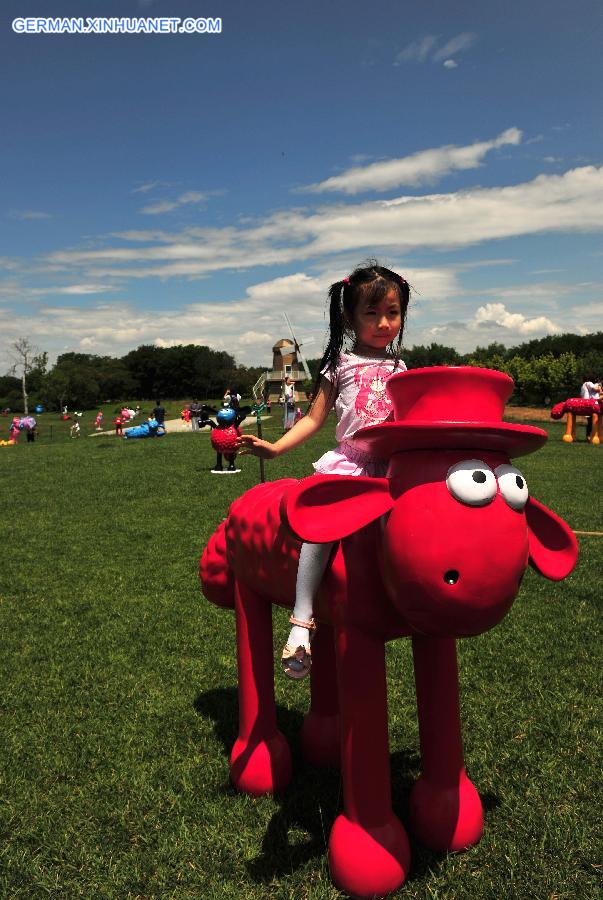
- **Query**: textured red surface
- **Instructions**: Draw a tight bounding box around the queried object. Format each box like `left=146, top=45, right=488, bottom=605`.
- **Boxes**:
left=551, top=397, right=602, bottom=419
left=210, top=425, right=240, bottom=453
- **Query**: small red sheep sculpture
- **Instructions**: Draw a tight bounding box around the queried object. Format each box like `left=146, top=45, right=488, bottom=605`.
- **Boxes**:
left=550, top=397, right=602, bottom=444
left=200, top=367, right=578, bottom=899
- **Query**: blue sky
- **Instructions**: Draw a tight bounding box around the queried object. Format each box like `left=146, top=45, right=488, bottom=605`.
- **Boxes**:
left=1, top=0, right=602, bottom=370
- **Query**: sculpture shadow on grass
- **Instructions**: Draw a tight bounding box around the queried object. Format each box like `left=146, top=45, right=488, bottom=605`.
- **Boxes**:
left=193, top=686, right=466, bottom=885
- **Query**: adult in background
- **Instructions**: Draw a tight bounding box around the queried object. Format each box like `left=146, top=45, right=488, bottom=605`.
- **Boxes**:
left=224, top=387, right=241, bottom=408
left=580, top=375, right=601, bottom=440
left=189, top=398, right=202, bottom=431
left=152, top=399, right=166, bottom=430
left=282, top=376, right=296, bottom=432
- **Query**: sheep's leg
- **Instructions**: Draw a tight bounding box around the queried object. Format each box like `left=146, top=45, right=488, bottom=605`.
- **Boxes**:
left=328, top=624, right=410, bottom=898
left=230, top=581, right=291, bottom=795
left=301, top=623, right=340, bottom=767
left=409, top=636, right=483, bottom=852
left=562, top=411, right=574, bottom=442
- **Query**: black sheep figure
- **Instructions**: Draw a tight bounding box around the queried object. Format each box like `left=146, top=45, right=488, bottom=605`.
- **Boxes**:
left=199, top=404, right=251, bottom=473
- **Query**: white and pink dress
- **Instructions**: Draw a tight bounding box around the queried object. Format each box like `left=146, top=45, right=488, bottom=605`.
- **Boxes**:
left=313, top=352, right=406, bottom=477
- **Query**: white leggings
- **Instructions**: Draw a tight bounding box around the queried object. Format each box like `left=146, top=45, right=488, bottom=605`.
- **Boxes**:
left=294, top=541, right=333, bottom=620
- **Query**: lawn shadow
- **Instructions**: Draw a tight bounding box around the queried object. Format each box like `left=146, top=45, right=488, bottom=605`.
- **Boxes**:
left=194, top=687, right=455, bottom=885
left=194, top=686, right=339, bottom=877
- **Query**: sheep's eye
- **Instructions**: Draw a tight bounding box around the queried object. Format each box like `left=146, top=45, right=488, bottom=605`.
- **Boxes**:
left=495, top=464, right=529, bottom=511
left=446, top=460, right=497, bottom=507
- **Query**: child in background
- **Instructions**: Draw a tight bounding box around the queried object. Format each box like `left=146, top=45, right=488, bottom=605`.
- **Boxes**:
left=238, top=261, right=410, bottom=677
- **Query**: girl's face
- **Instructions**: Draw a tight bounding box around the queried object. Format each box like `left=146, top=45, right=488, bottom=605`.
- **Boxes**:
left=349, top=287, right=402, bottom=356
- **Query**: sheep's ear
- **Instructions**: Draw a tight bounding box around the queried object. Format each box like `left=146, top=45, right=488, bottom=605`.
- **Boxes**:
left=526, top=497, right=578, bottom=580
left=283, top=475, right=394, bottom=542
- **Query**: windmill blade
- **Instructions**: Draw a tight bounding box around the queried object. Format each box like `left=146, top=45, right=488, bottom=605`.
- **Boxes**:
left=297, top=347, right=312, bottom=380
left=252, top=371, right=267, bottom=404
left=283, top=312, right=312, bottom=380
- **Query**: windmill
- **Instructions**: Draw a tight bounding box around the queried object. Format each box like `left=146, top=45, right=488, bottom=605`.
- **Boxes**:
left=283, top=312, right=312, bottom=381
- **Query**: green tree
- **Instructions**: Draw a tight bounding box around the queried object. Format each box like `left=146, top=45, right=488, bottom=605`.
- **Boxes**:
left=404, top=343, right=463, bottom=368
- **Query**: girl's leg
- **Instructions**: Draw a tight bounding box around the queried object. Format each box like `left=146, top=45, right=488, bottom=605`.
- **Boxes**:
left=282, top=541, right=333, bottom=677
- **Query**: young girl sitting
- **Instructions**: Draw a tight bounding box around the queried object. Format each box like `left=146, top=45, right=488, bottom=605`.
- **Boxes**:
left=237, top=261, right=410, bottom=678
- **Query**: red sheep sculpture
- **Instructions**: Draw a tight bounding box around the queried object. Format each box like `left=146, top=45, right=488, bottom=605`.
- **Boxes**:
left=550, top=397, right=602, bottom=444
left=200, top=367, right=578, bottom=899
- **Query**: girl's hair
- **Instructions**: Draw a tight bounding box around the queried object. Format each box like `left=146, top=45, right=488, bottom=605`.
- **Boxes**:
left=310, top=260, right=410, bottom=401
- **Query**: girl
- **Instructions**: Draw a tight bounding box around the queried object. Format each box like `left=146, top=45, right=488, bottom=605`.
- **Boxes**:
left=237, top=262, right=410, bottom=678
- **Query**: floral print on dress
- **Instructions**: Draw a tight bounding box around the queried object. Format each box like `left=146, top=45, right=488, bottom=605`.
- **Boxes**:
left=353, top=364, right=393, bottom=424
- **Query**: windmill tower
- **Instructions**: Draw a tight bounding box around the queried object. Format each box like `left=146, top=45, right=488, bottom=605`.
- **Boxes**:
left=261, top=315, right=313, bottom=404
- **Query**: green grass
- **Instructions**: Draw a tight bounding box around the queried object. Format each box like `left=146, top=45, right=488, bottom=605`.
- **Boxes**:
left=0, top=415, right=600, bottom=898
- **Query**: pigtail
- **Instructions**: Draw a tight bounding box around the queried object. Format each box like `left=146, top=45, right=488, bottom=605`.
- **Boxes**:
left=389, top=272, right=410, bottom=371
left=308, top=280, right=348, bottom=408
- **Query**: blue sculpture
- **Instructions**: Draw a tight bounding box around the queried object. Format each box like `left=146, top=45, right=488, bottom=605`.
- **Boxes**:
left=123, top=418, right=166, bottom=440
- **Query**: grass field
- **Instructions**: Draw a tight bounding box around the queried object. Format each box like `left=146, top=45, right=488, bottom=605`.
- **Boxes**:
left=0, top=412, right=601, bottom=899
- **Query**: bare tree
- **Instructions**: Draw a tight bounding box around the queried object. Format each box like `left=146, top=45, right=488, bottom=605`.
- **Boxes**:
left=9, top=337, right=44, bottom=416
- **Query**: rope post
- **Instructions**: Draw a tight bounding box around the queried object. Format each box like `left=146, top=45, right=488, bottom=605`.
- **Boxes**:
left=252, top=402, right=266, bottom=483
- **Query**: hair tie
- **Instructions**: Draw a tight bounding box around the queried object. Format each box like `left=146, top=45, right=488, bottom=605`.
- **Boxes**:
left=343, top=277, right=350, bottom=283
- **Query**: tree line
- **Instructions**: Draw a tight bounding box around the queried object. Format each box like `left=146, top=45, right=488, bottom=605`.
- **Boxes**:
left=1, top=332, right=601, bottom=412
left=0, top=343, right=264, bottom=412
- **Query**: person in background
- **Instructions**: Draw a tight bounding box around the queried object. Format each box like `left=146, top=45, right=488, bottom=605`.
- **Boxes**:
left=282, top=377, right=296, bottom=432
left=580, top=375, right=601, bottom=439
left=189, top=398, right=202, bottom=431
left=152, top=399, right=166, bottom=429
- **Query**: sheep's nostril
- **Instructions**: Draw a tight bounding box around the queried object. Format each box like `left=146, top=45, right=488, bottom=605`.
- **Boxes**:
left=444, top=570, right=459, bottom=585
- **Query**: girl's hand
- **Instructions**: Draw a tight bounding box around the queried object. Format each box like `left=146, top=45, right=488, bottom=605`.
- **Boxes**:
left=236, top=433, right=278, bottom=459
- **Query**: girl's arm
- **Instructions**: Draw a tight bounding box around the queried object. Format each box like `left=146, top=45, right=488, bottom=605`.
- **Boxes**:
left=237, top=376, right=334, bottom=459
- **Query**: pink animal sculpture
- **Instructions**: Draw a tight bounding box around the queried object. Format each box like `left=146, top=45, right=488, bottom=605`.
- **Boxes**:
left=200, top=367, right=578, bottom=899
left=8, top=417, right=21, bottom=443
left=550, top=397, right=602, bottom=444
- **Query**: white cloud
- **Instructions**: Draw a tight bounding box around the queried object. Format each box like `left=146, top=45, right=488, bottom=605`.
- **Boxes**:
left=0, top=281, right=119, bottom=299
left=238, top=330, right=273, bottom=346
left=470, top=302, right=561, bottom=334
left=432, top=32, right=477, bottom=62
left=1, top=265, right=599, bottom=370
left=36, top=165, right=603, bottom=283
left=396, top=32, right=476, bottom=66
left=141, top=191, right=207, bottom=215
left=132, top=181, right=164, bottom=194
left=9, top=210, right=53, bottom=221
left=395, top=35, right=438, bottom=64
left=300, top=128, right=522, bottom=194
left=443, top=59, right=458, bottom=69
left=0, top=265, right=461, bottom=369
left=56, top=284, right=119, bottom=295
left=415, top=301, right=565, bottom=353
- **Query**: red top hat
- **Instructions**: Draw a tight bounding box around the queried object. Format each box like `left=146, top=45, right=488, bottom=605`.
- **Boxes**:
left=353, top=366, right=547, bottom=458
